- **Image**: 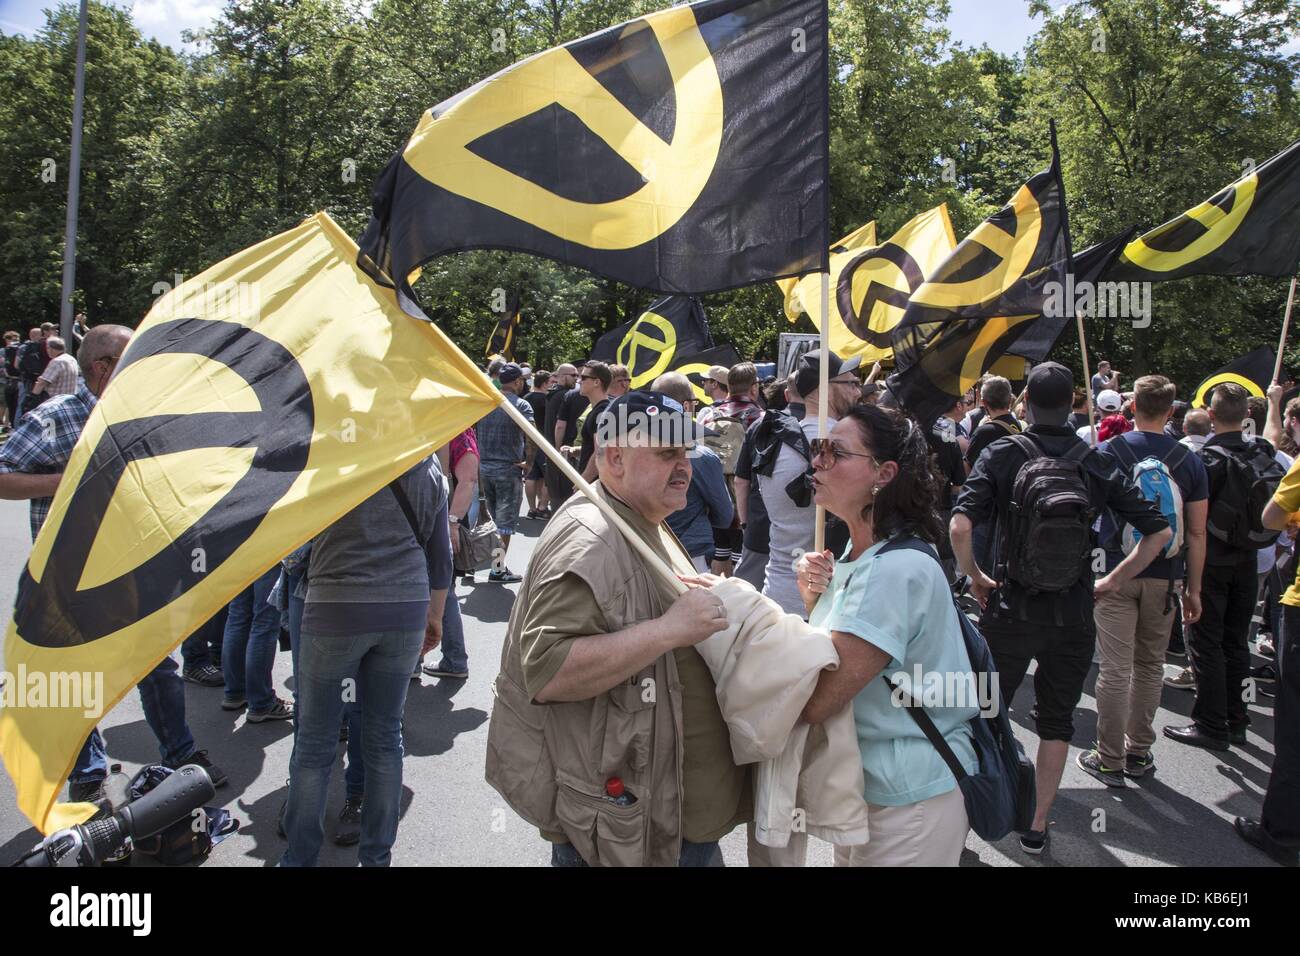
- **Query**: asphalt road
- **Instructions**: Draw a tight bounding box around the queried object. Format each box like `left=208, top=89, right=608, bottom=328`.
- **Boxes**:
left=0, top=495, right=1285, bottom=867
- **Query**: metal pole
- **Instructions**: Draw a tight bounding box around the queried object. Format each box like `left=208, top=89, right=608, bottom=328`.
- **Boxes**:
left=59, top=0, right=89, bottom=352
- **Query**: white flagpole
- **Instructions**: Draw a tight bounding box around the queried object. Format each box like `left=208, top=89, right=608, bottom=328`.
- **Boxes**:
left=1273, top=275, right=1298, bottom=384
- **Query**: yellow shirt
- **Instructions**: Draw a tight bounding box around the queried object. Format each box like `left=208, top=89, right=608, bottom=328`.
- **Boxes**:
left=1271, top=458, right=1300, bottom=607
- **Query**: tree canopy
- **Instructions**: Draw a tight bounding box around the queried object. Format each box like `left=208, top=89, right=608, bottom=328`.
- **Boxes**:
left=1, top=0, right=1297, bottom=387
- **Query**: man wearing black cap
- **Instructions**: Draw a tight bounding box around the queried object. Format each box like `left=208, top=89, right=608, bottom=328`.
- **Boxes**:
left=752, top=349, right=862, bottom=616
left=950, top=362, right=1171, bottom=855
left=474, top=363, right=533, bottom=582
left=486, top=390, right=751, bottom=866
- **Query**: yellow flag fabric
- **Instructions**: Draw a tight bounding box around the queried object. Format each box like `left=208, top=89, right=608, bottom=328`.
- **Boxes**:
left=0, top=212, right=501, bottom=833
left=777, top=207, right=956, bottom=364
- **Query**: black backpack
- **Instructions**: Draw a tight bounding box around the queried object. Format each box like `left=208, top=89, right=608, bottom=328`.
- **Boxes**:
left=1201, top=439, right=1286, bottom=552
left=17, top=341, right=45, bottom=379
left=1001, top=433, right=1096, bottom=593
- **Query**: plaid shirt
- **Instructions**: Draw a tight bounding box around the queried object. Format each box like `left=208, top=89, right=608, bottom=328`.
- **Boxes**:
left=0, top=382, right=96, bottom=540
left=35, top=353, right=80, bottom=396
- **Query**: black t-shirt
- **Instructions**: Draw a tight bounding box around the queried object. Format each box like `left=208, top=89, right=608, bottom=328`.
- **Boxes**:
left=926, top=424, right=965, bottom=511
left=558, top=388, right=588, bottom=447
left=577, top=398, right=609, bottom=475
left=953, top=424, right=1170, bottom=627
left=543, top=384, right=568, bottom=447
left=1201, top=431, right=1273, bottom=567
left=523, top=390, right=548, bottom=429
left=965, top=413, right=1022, bottom=468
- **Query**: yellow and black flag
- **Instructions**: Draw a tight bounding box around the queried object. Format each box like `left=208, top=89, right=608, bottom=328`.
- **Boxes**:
left=777, top=207, right=957, bottom=363
left=889, top=132, right=1131, bottom=427
left=0, top=213, right=501, bottom=833
left=357, top=0, right=830, bottom=313
left=486, top=292, right=521, bottom=360
left=591, top=295, right=713, bottom=389
left=1107, top=138, right=1300, bottom=283
left=1192, top=347, right=1276, bottom=408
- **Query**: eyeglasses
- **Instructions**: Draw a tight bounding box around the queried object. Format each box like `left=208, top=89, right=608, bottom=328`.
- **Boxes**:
left=810, top=438, right=879, bottom=468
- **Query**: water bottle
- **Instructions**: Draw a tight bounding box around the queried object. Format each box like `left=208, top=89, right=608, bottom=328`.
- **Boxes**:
left=604, top=776, right=636, bottom=807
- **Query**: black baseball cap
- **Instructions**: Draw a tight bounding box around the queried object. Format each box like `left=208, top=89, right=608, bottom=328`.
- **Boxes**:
left=597, top=390, right=715, bottom=448
left=795, top=349, right=862, bottom=398
left=498, top=363, right=524, bottom=384
left=1025, top=361, right=1073, bottom=425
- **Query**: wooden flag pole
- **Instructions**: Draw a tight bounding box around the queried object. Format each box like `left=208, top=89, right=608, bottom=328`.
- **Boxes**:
left=814, top=270, right=830, bottom=554
left=1273, top=276, right=1298, bottom=384
left=495, top=391, right=688, bottom=596
left=1075, top=311, right=1098, bottom=447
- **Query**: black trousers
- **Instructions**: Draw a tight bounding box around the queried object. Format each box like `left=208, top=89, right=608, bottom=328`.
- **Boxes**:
left=543, top=456, right=572, bottom=508
left=1188, top=557, right=1256, bottom=739
left=1262, top=605, right=1300, bottom=847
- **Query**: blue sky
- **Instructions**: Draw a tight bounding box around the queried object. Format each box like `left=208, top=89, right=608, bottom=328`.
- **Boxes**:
left=0, top=0, right=1294, bottom=57
left=0, top=0, right=1059, bottom=54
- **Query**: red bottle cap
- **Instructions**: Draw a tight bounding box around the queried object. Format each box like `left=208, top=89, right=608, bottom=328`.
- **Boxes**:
left=604, top=777, right=625, bottom=798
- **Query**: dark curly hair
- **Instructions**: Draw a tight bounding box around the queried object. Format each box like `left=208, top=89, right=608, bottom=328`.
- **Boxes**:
left=841, top=404, right=943, bottom=544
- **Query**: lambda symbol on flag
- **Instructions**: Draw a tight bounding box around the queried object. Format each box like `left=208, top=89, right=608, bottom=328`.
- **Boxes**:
left=1122, top=176, right=1258, bottom=275
left=404, top=8, right=724, bottom=251
left=15, top=318, right=314, bottom=649
left=618, top=312, right=680, bottom=387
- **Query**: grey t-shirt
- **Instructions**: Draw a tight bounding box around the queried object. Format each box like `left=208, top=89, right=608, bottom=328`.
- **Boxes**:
left=757, top=416, right=831, bottom=616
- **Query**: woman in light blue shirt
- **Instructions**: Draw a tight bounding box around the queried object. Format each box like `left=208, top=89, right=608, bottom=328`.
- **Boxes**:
left=797, top=404, right=977, bottom=866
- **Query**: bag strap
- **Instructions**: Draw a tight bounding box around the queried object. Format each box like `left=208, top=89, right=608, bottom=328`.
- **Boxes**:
left=875, top=535, right=972, bottom=782
left=1160, top=442, right=1190, bottom=472
left=880, top=675, right=970, bottom=781
left=990, top=417, right=1021, bottom=436
left=1006, top=432, right=1042, bottom=464
left=1108, top=435, right=1137, bottom=470
left=388, top=480, right=428, bottom=548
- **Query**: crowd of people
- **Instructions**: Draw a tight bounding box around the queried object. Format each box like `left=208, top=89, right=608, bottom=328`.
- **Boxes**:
left=0, top=323, right=1296, bottom=869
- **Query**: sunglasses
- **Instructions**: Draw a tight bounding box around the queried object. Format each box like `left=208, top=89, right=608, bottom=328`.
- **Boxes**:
left=810, top=438, right=879, bottom=468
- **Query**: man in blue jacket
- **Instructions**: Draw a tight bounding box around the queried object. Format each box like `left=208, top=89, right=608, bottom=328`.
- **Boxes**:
left=653, top=372, right=734, bottom=571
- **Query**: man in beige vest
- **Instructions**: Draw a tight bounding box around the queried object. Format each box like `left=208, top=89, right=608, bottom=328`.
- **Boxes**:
left=485, top=390, right=753, bottom=866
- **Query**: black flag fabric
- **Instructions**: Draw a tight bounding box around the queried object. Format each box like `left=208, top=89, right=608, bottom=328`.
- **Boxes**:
left=888, top=134, right=1072, bottom=427
left=591, top=295, right=713, bottom=389
left=358, top=0, right=830, bottom=316
left=1106, top=138, right=1300, bottom=283
left=674, top=345, right=744, bottom=405
left=485, top=293, right=521, bottom=360
left=1192, top=347, right=1277, bottom=408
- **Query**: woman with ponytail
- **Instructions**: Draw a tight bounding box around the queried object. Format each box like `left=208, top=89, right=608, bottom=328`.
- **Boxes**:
left=794, top=404, right=977, bottom=866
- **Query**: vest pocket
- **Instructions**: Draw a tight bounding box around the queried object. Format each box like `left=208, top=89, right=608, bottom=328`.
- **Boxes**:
left=599, top=675, right=655, bottom=775
left=554, top=770, right=647, bottom=867
left=485, top=673, right=556, bottom=828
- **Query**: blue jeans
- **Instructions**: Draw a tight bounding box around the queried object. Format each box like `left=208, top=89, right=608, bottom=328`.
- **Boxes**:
left=549, top=839, right=723, bottom=868
left=222, top=565, right=282, bottom=711
left=280, top=628, right=422, bottom=867
left=434, top=592, right=468, bottom=672
left=181, top=606, right=227, bottom=670
left=70, top=654, right=195, bottom=783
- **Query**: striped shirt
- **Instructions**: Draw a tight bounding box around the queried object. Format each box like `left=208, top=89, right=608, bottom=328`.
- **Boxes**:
left=0, top=382, right=96, bottom=540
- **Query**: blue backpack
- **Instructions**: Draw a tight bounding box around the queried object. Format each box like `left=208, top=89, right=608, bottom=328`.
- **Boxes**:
left=1107, top=438, right=1187, bottom=558
left=878, top=536, right=1036, bottom=841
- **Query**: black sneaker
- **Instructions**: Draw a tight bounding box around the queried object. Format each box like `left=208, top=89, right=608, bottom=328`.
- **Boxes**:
left=221, top=695, right=247, bottom=711
left=247, top=698, right=294, bottom=723
left=422, top=663, right=469, bottom=679
left=1077, top=749, right=1126, bottom=788
left=1124, top=752, right=1155, bottom=778
left=68, top=778, right=105, bottom=804
left=1019, top=829, right=1048, bottom=855
left=489, top=568, right=523, bottom=583
left=183, top=663, right=224, bottom=687
left=171, top=749, right=228, bottom=788
left=333, top=796, right=362, bottom=846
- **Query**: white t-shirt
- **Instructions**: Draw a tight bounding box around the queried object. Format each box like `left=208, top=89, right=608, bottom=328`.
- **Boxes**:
left=757, top=416, right=832, bottom=616
left=1261, top=449, right=1295, bottom=575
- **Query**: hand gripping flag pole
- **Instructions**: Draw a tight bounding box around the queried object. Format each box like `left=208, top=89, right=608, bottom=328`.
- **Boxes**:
left=494, top=394, right=689, bottom=597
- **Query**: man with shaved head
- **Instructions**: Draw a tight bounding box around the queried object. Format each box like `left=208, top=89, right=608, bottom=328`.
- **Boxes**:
left=0, top=322, right=226, bottom=801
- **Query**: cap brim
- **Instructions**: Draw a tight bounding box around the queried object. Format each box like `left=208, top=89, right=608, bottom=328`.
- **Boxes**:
left=618, top=412, right=715, bottom=447
left=839, top=354, right=863, bottom=375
